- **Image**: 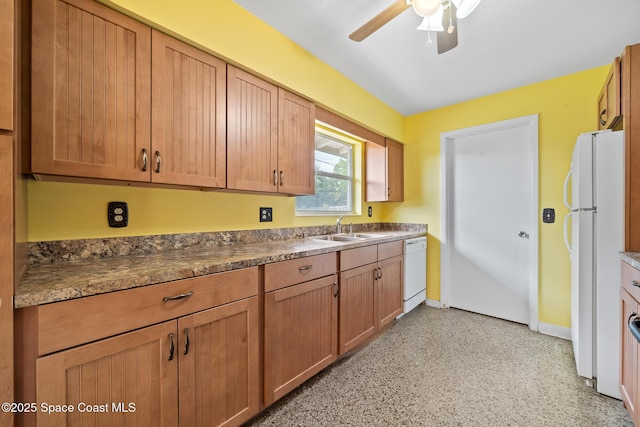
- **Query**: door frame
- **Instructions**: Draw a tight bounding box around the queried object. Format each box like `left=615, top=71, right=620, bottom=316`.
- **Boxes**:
left=440, top=114, right=539, bottom=331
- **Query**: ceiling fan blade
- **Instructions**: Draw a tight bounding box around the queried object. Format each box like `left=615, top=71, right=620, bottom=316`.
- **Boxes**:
left=349, top=0, right=411, bottom=42
left=437, top=3, right=458, bottom=54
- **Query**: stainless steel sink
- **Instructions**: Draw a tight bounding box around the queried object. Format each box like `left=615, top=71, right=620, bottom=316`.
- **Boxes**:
left=310, top=233, right=388, bottom=242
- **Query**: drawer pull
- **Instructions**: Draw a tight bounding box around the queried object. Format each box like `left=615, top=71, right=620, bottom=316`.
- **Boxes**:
left=162, top=291, right=193, bottom=302
left=333, top=281, right=339, bottom=297
left=155, top=151, right=162, bottom=173
left=299, top=265, right=313, bottom=272
left=633, top=280, right=640, bottom=288
left=168, top=333, right=175, bottom=361
left=628, top=313, right=640, bottom=344
left=183, top=328, right=190, bottom=355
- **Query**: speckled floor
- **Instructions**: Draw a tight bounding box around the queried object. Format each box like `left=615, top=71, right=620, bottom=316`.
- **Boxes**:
left=246, top=305, right=633, bottom=426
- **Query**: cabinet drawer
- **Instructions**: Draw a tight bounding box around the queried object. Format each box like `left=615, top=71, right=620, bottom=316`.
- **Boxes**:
left=264, top=253, right=337, bottom=292
left=378, top=240, right=403, bottom=260
left=340, top=245, right=378, bottom=271
left=622, top=260, right=640, bottom=302
left=35, top=267, right=258, bottom=355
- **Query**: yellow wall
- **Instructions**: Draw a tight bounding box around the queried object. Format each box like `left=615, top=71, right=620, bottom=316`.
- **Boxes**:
left=385, top=66, right=609, bottom=327
left=25, top=0, right=611, bottom=328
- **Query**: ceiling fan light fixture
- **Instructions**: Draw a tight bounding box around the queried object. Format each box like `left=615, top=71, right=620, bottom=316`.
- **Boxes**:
left=452, top=0, right=482, bottom=19
left=416, top=6, right=444, bottom=32
left=412, top=0, right=441, bottom=17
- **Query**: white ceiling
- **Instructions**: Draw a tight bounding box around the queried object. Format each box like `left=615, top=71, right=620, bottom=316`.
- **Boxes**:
left=234, top=0, right=640, bottom=116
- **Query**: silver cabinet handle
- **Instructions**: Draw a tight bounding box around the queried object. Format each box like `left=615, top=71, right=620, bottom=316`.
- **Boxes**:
left=600, top=109, right=607, bottom=126
left=273, top=170, right=278, bottom=186
left=280, top=171, right=284, bottom=186
left=155, top=151, right=162, bottom=173
left=162, top=291, right=193, bottom=302
left=632, top=280, right=640, bottom=288
left=299, top=265, right=313, bottom=272
left=333, top=281, right=339, bottom=297
left=142, top=149, right=148, bottom=172
left=378, top=267, right=382, bottom=279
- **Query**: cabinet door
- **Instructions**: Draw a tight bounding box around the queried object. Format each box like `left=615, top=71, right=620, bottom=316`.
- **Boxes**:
left=386, top=138, right=404, bottom=202
left=178, top=296, right=259, bottom=427
left=621, top=288, right=638, bottom=422
left=264, top=275, right=338, bottom=405
left=227, top=65, right=278, bottom=192
left=339, top=263, right=377, bottom=355
left=598, top=56, right=621, bottom=130
left=151, top=30, right=226, bottom=188
left=377, top=255, right=404, bottom=329
left=31, top=0, right=151, bottom=180
left=277, top=89, right=315, bottom=195
left=0, top=0, right=13, bottom=131
left=36, top=321, right=178, bottom=427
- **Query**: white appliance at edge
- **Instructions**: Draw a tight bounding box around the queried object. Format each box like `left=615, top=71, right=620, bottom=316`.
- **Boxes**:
left=563, top=130, right=624, bottom=399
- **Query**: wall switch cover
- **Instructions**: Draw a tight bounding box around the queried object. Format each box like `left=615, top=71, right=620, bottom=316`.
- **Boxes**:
left=108, top=201, right=128, bottom=227
left=542, top=208, right=555, bottom=223
left=260, top=207, right=273, bottom=222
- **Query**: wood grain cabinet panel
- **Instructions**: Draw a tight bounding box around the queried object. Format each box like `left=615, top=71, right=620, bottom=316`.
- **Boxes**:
left=365, top=138, right=404, bottom=202
left=227, top=65, right=315, bottom=195
left=277, top=89, right=315, bottom=195
left=264, top=275, right=338, bottom=405
left=227, top=65, right=278, bottom=192
left=339, top=263, right=377, bottom=354
left=31, top=0, right=151, bottom=180
left=598, top=56, right=621, bottom=130
left=179, top=296, right=260, bottom=427
left=36, top=321, right=179, bottom=427
left=151, top=30, right=226, bottom=188
left=0, top=0, right=13, bottom=131
left=376, top=255, right=404, bottom=329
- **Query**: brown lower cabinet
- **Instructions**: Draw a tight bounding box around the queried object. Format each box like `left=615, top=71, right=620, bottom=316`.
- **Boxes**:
left=17, top=268, right=260, bottom=427
left=339, top=241, right=404, bottom=354
left=263, top=253, right=338, bottom=405
left=621, top=260, right=640, bottom=425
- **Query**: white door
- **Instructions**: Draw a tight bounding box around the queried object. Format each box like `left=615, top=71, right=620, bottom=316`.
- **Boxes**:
left=441, top=115, right=538, bottom=328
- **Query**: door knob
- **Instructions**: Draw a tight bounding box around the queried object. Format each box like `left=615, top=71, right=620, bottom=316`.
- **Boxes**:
left=518, top=231, right=529, bottom=239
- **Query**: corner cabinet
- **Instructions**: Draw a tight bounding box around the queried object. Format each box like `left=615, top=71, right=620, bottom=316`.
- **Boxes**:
left=31, top=0, right=151, bottom=181
left=365, top=138, right=404, bottom=202
left=17, top=268, right=260, bottom=427
left=227, top=65, right=315, bottom=195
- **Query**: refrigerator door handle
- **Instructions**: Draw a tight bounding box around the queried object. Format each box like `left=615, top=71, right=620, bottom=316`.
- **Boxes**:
left=563, top=169, right=573, bottom=210
left=563, top=212, right=572, bottom=255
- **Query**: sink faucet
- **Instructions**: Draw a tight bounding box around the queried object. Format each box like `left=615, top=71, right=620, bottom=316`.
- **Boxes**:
left=336, top=215, right=345, bottom=234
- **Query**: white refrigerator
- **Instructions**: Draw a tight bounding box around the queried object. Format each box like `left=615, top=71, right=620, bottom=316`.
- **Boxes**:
left=563, top=130, right=624, bottom=399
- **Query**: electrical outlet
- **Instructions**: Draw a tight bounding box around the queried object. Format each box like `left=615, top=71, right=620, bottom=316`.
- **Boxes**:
left=108, top=201, right=128, bottom=228
left=368, top=206, right=373, bottom=217
left=260, top=207, right=273, bottom=222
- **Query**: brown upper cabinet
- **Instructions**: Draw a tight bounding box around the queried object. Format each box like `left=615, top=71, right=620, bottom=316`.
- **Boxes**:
left=0, top=0, right=13, bottom=131
left=151, top=30, right=226, bottom=188
left=31, top=0, right=151, bottom=181
left=597, top=56, right=621, bottom=130
left=365, top=138, right=404, bottom=202
left=227, top=65, right=315, bottom=195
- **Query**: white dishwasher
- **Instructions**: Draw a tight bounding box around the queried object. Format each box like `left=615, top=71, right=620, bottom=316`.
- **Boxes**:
left=402, top=236, right=427, bottom=315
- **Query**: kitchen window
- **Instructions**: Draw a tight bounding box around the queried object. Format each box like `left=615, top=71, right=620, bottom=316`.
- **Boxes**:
left=295, top=127, right=358, bottom=215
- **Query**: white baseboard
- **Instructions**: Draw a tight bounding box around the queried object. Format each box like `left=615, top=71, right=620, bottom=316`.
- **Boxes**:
left=426, top=299, right=441, bottom=308
left=538, top=322, right=571, bottom=340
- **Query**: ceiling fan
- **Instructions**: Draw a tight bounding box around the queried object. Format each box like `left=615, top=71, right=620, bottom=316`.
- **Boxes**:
left=349, top=0, right=483, bottom=54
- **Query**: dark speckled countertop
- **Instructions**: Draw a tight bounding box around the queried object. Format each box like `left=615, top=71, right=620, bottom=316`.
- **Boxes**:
left=15, top=225, right=426, bottom=308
